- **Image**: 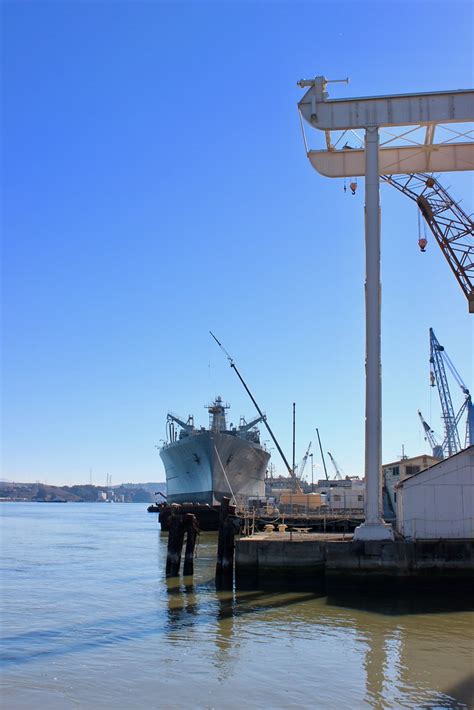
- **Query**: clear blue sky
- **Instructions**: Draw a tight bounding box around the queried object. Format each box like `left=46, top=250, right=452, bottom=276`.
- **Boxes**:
left=2, top=0, right=473, bottom=485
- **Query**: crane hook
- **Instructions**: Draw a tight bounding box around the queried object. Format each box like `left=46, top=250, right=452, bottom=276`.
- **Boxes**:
left=417, top=205, right=428, bottom=252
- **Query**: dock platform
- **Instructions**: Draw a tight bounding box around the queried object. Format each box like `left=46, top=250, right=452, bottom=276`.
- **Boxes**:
left=235, top=533, right=474, bottom=589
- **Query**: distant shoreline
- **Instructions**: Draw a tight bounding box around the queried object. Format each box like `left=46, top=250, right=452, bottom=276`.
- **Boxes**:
left=0, top=482, right=166, bottom=504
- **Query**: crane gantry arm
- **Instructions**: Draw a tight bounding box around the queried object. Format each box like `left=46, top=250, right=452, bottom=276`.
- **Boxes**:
left=381, top=173, right=474, bottom=312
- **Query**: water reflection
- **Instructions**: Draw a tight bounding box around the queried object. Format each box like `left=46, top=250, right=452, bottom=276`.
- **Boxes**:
left=164, top=578, right=199, bottom=632
left=2, top=505, right=473, bottom=710
left=213, top=590, right=237, bottom=679
left=162, top=559, right=473, bottom=707
left=327, top=588, right=474, bottom=709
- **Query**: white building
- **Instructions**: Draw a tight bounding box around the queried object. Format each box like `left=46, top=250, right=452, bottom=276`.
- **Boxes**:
left=396, top=446, right=474, bottom=539
left=315, top=478, right=365, bottom=512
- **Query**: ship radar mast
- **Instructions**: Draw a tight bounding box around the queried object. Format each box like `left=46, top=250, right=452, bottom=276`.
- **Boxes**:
left=207, top=396, right=230, bottom=432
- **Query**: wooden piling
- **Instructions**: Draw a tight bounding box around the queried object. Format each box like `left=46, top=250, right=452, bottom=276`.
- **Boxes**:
left=216, top=497, right=240, bottom=588
left=166, top=504, right=185, bottom=577
left=183, top=513, right=199, bottom=576
left=216, top=497, right=230, bottom=581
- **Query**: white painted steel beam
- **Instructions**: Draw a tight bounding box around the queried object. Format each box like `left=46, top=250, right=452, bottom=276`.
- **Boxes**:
left=298, top=79, right=474, bottom=130
left=307, top=142, right=474, bottom=177
left=362, top=127, right=383, bottom=526
left=353, top=127, right=394, bottom=542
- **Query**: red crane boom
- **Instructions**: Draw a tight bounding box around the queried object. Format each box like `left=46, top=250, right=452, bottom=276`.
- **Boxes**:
left=381, top=173, right=474, bottom=313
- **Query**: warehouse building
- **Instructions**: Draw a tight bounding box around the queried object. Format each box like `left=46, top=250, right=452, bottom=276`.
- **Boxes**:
left=396, top=446, right=474, bottom=539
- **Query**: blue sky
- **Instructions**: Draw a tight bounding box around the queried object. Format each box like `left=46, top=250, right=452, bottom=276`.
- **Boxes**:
left=2, top=0, right=473, bottom=485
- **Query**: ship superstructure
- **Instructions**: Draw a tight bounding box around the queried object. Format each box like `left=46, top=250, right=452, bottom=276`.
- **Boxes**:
left=160, top=397, right=270, bottom=505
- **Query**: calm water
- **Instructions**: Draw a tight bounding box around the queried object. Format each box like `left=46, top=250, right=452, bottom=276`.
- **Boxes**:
left=1, top=503, right=473, bottom=709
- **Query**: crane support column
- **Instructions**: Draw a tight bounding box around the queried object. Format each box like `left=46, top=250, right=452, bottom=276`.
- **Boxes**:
left=297, top=75, right=473, bottom=539
left=364, top=127, right=382, bottom=524
left=353, top=127, right=394, bottom=541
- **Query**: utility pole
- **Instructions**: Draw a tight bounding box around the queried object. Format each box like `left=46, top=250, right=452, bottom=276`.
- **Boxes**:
left=292, top=402, right=296, bottom=479
left=310, top=452, right=314, bottom=492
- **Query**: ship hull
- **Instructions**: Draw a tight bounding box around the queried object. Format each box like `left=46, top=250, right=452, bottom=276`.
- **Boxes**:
left=160, top=431, right=270, bottom=505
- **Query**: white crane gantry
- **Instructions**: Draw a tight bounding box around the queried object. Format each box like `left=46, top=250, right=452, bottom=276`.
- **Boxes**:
left=297, top=76, right=474, bottom=541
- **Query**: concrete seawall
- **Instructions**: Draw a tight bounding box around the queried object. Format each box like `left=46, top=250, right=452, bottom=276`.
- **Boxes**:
left=235, top=533, right=474, bottom=588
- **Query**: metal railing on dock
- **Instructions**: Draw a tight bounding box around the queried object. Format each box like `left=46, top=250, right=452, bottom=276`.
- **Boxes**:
left=237, top=502, right=364, bottom=537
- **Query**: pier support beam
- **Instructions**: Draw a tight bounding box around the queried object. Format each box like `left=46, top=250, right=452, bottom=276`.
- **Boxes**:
left=354, top=127, right=393, bottom=542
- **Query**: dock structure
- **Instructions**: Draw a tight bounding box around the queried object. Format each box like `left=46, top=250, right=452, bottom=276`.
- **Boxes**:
left=235, top=532, right=474, bottom=589
left=236, top=448, right=474, bottom=588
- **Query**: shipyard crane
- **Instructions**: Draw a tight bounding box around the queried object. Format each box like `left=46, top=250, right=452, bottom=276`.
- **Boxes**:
left=417, top=410, right=444, bottom=459
left=435, top=336, right=474, bottom=449
left=210, top=331, right=303, bottom=492
left=432, top=328, right=474, bottom=450
left=429, top=328, right=473, bottom=455
left=381, top=173, right=474, bottom=313
left=297, top=441, right=312, bottom=480
left=327, top=452, right=344, bottom=480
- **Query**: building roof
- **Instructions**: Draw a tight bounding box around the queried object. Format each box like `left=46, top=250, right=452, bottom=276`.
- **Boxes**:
left=382, top=453, right=440, bottom=469
left=395, top=446, right=473, bottom=488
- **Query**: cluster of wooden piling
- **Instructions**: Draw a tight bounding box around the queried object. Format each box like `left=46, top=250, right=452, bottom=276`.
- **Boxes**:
left=165, top=497, right=241, bottom=586
left=165, top=506, right=200, bottom=577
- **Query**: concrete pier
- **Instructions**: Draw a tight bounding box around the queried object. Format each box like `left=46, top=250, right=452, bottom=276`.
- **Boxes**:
left=235, top=533, right=474, bottom=588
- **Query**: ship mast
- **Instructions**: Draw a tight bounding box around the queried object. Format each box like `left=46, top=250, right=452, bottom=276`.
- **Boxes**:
left=207, top=396, right=229, bottom=431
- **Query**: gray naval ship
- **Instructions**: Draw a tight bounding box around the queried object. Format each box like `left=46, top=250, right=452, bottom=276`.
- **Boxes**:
left=160, top=397, right=270, bottom=505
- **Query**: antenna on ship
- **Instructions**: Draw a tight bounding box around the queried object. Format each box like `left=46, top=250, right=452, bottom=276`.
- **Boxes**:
left=210, top=331, right=301, bottom=492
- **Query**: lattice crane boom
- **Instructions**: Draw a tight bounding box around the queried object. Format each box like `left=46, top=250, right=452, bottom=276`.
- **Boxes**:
left=298, top=441, right=312, bottom=480
left=381, top=173, right=474, bottom=312
left=417, top=410, right=444, bottom=459
left=453, top=396, right=474, bottom=448
left=327, top=451, right=344, bottom=480
left=429, top=328, right=462, bottom=456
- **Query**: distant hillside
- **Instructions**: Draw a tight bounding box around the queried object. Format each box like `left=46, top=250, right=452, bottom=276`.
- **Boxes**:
left=0, top=482, right=156, bottom=503
left=0, top=482, right=84, bottom=502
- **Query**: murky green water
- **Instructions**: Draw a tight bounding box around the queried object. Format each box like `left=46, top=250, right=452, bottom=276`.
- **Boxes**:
left=1, top=503, right=473, bottom=708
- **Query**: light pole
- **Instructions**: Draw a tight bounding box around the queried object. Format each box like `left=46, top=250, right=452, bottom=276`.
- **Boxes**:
left=310, top=452, right=314, bottom=492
